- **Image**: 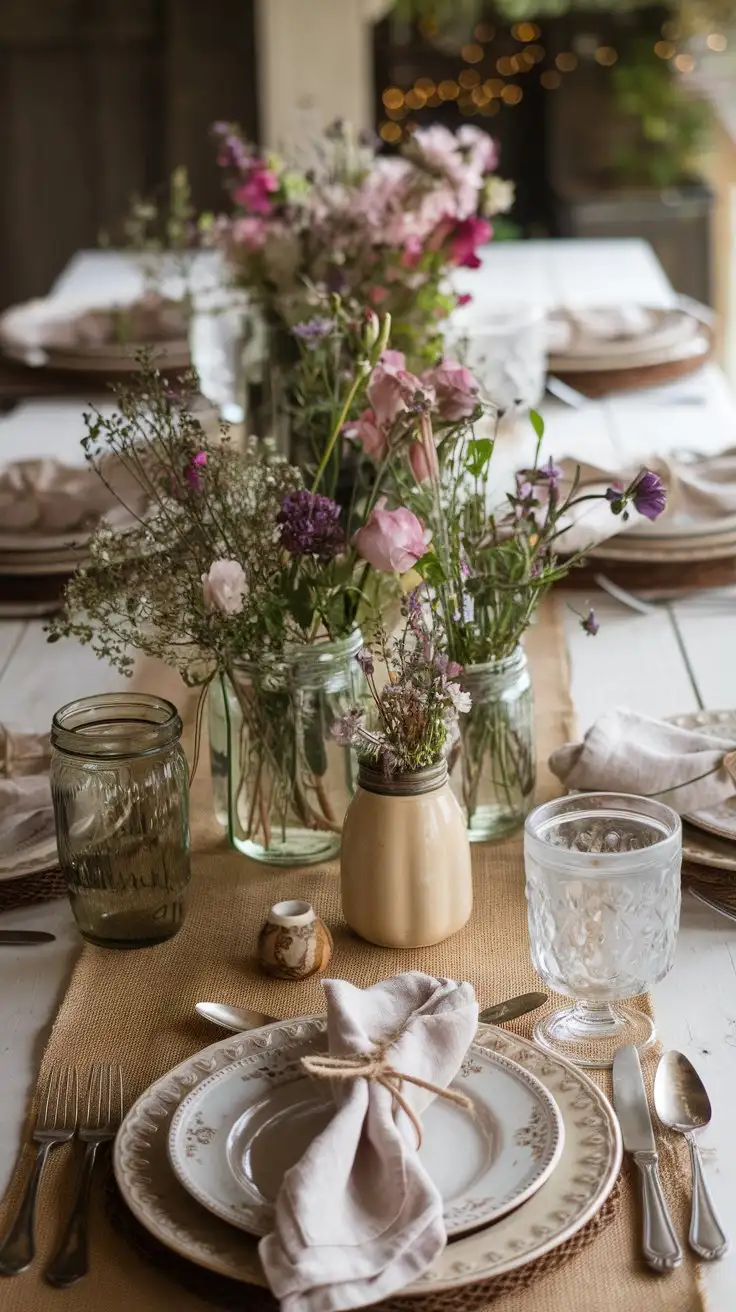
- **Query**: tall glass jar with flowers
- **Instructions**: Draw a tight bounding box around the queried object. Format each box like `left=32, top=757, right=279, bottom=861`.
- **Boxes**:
left=377, top=380, right=669, bottom=842
left=334, top=597, right=473, bottom=948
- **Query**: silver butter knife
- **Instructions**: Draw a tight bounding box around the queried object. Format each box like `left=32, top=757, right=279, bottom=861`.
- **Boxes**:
left=0, top=931, right=56, bottom=945
left=612, top=1044, right=683, bottom=1273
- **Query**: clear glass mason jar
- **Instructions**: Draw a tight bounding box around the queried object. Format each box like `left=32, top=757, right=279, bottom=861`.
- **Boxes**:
left=450, top=646, right=535, bottom=842
left=50, top=693, right=190, bottom=949
left=209, top=630, right=364, bottom=866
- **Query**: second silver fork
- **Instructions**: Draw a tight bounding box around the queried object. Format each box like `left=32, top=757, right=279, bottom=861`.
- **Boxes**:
left=45, top=1063, right=123, bottom=1288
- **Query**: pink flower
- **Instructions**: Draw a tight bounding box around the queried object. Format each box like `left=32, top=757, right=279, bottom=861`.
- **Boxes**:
left=423, top=360, right=480, bottom=421
left=457, top=293, right=472, bottom=308
left=232, top=217, right=267, bottom=251
left=367, top=362, right=431, bottom=428
left=185, top=451, right=208, bottom=490
left=201, top=560, right=247, bottom=614
left=344, top=408, right=388, bottom=461
left=401, top=235, right=424, bottom=268
left=409, top=441, right=431, bottom=483
left=233, top=165, right=279, bottom=215
left=457, top=124, right=499, bottom=174
left=352, top=498, right=431, bottom=573
left=380, top=349, right=407, bottom=372
left=413, top=124, right=463, bottom=177
left=449, top=216, right=492, bottom=269
left=368, top=286, right=389, bottom=305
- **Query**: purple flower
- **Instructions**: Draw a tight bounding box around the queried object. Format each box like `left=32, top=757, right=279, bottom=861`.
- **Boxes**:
left=356, top=648, right=375, bottom=677
left=631, top=469, right=667, bottom=521
left=580, top=608, right=600, bottom=637
left=331, top=708, right=365, bottom=746
left=277, top=490, right=345, bottom=562
left=537, top=457, right=563, bottom=490
left=292, top=317, right=333, bottom=349
left=185, top=450, right=208, bottom=491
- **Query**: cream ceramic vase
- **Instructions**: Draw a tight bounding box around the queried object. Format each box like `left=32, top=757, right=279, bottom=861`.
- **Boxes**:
left=340, top=760, right=473, bottom=949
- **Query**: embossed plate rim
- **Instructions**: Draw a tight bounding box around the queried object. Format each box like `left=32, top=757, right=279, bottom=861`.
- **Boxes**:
left=113, top=1018, right=622, bottom=1294
left=166, top=1039, right=565, bottom=1240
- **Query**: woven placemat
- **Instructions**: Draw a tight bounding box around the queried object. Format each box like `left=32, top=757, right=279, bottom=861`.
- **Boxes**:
left=0, top=868, right=65, bottom=912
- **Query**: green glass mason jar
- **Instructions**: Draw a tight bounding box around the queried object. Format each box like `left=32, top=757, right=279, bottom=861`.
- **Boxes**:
left=50, top=693, right=190, bottom=948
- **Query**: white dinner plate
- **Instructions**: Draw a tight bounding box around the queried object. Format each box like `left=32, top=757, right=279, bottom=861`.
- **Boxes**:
left=587, top=531, right=736, bottom=563
left=114, top=1018, right=621, bottom=1295
left=167, top=1041, right=564, bottom=1240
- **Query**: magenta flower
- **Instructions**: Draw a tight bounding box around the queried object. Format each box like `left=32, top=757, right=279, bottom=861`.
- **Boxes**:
left=423, top=359, right=480, bottom=422
left=233, top=164, right=279, bottom=215
left=277, top=490, right=345, bottom=562
left=631, top=470, right=667, bottom=521
left=185, top=451, right=208, bottom=491
left=449, top=216, right=492, bottom=269
left=352, top=498, right=431, bottom=573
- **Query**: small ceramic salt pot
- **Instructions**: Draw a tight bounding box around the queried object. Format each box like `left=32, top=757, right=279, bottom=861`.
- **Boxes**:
left=257, top=899, right=333, bottom=980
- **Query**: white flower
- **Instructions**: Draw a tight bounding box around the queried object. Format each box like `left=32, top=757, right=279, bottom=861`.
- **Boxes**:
left=447, top=682, right=472, bottom=714
left=484, top=176, right=515, bottom=217
left=201, top=559, right=247, bottom=615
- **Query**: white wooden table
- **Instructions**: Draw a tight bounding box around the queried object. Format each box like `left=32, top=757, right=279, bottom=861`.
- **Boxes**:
left=1, top=240, right=735, bottom=1304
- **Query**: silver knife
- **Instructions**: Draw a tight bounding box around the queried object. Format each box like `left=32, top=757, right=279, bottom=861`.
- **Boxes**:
left=0, top=931, right=56, bottom=945
left=612, top=1044, right=683, bottom=1272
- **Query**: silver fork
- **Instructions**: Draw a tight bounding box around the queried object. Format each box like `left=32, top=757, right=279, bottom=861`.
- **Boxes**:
left=0, top=1065, right=78, bottom=1274
left=45, top=1063, right=124, bottom=1288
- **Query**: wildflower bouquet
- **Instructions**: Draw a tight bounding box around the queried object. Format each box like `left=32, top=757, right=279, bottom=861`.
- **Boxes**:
left=383, top=395, right=669, bottom=838
left=333, top=593, right=471, bottom=776
left=48, top=341, right=437, bottom=865
left=207, top=119, right=513, bottom=371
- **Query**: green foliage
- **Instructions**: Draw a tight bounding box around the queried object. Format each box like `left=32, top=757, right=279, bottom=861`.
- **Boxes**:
left=611, top=41, right=711, bottom=188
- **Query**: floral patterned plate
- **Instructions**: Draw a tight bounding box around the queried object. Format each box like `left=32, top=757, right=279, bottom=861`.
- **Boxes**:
left=114, top=1019, right=622, bottom=1294
left=167, top=1041, right=565, bottom=1240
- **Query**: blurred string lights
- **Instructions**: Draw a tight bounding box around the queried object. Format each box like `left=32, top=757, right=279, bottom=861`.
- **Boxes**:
left=378, top=10, right=730, bottom=143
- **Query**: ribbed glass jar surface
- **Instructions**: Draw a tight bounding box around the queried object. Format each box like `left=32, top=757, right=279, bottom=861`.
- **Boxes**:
left=450, top=646, right=535, bottom=843
left=50, top=693, right=190, bottom=948
left=209, top=630, right=364, bottom=866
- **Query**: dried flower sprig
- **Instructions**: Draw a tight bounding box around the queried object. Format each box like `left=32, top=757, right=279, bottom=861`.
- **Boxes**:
left=332, top=591, right=471, bottom=775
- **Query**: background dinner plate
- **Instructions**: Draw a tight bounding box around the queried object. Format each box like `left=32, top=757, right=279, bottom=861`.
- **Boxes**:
left=114, top=1017, right=621, bottom=1295
left=167, top=1041, right=564, bottom=1240
left=587, top=531, right=736, bottom=563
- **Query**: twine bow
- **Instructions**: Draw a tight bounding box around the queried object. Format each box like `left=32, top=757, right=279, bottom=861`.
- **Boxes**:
left=301, top=1045, right=474, bottom=1150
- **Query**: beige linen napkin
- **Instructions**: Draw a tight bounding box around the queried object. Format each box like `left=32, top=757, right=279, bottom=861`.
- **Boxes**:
left=0, top=458, right=149, bottom=535
left=259, top=972, right=478, bottom=1312
left=0, top=729, right=56, bottom=875
left=0, top=292, right=187, bottom=364
left=549, top=707, right=736, bottom=814
left=557, top=448, right=736, bottom=554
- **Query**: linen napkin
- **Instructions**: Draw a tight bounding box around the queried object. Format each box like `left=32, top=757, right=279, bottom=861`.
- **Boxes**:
left=547, top=306, right=697, bottom=359
left=0, top=292, right=187, bottom=365
left=556, top=448, right=736, bottom=555
left=0, top=457, right=150, bottom=536
left=549, top=707, right=736, bottom=814
left=0, top=728, right=57, bottom=877
left=259, top=971, right=478, bottom=1312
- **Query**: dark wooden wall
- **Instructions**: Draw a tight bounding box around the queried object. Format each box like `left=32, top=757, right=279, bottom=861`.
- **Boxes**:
left=0, top=0, right=258, bottom=309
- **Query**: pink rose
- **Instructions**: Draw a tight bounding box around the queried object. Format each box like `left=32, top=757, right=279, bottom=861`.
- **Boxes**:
left=449, top=216, right=492, bottom=269
left=232, top=216, right=267, bottom=252
left=344, top=408, right=388, bottom=462
left=367, top=362, right=431, bottom=429
left=352, top=498, right=432, bottom=573
left=202, top=560, right=247, bottom=614
left=457, top=125, right=499, bottom=174
left=423, top=359, right=480, bottom=421
left=409, top=441, right=431, bottom=483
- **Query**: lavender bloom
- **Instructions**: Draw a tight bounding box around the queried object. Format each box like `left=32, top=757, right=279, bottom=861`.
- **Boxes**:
left=632, top=470, right=667, bottom=521
left=580, top=608, right=600, bottom=637
left=277, top=490, right=345, bottom=561
left=292, top=317, right=333, bottom=349
left=356, top=648, right=375, bottom=677
left=331, top=708, right=366, bottom=746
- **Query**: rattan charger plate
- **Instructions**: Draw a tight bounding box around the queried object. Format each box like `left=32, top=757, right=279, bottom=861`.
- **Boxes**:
left=553, top=325, right=713, bottom=398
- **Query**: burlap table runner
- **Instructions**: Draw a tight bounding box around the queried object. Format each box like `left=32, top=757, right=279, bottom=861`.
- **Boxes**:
left=0, top=597, right=706, bottom=1312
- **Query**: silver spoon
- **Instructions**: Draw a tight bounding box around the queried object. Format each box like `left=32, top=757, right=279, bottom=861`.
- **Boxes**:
left=195, top=991, right=548, bottom=1036
left=654, top=1051, right=729, bottom=1260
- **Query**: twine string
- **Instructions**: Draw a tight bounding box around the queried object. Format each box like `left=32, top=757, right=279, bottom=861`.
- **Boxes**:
left=301, top=1047, right=474, bottom=1150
